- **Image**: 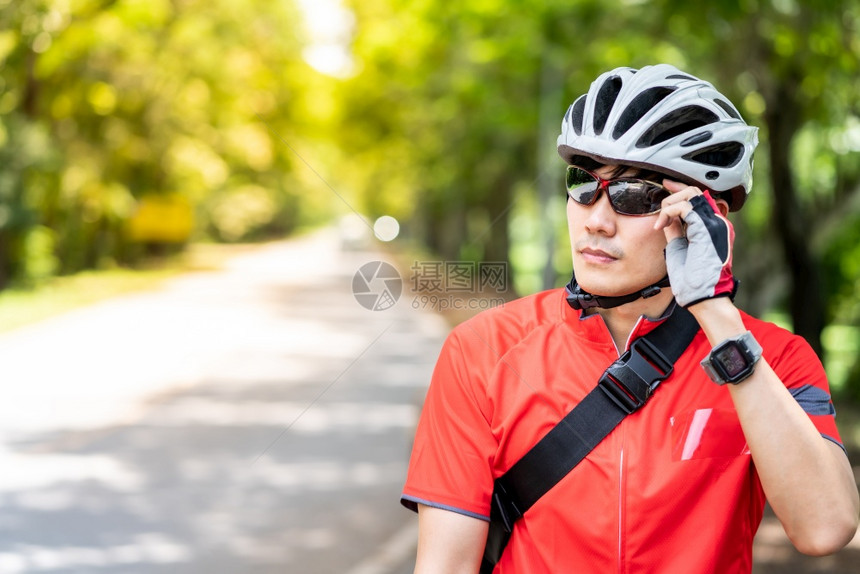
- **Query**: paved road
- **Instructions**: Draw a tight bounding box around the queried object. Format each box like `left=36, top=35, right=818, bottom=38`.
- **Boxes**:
left=0, top=229, right=435, bottom=573
left=1, top=228, right=857, bottom=573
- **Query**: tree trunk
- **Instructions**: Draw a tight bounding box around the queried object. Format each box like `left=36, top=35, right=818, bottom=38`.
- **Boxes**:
left=764, top=92, right=826, bottom=357
left=483, top=180, right=514, bottom=298
left=0, top=232, right=9, bottom=290
left=537, top=45, right=564, bottom=291
left=22, top=49, right=39, bottom=118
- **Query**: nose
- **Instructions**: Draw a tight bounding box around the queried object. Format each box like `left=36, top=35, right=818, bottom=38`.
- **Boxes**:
left=583, top=189, right=617, bottom=235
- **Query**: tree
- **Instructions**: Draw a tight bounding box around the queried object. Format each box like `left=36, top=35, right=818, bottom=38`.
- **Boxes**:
left=0, top=0, right=319, bottom=287
left=650, top=0, right=860, bottom=359
left=340, top=0, right=860, bottom=369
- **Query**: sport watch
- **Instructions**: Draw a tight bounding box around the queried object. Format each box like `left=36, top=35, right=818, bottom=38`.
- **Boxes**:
left=700, top=331, right=763, bottom=385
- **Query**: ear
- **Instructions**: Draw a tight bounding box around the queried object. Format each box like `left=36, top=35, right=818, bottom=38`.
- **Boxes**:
left=714, top=198, right=730, bottom=217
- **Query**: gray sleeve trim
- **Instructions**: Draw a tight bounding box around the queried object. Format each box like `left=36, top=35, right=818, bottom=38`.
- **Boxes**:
left=821, top=433, right=847, bottom=454
left=789, top=384, right=836, bottom=416
left=400, top=495, right=491, bottom=522
left=787, top=386, right=845, bottom=451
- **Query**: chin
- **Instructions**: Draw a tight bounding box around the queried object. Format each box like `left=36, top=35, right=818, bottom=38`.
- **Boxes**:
left=574, top=275, right=627, bottom=297
left=575, top=268, right=664, bottom=298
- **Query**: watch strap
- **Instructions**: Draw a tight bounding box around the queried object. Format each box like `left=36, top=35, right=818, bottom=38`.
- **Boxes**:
left=701, top=330, right=762, bottom=385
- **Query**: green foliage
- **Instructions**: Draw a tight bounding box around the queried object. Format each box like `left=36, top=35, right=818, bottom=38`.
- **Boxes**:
left=2, top=0, right=860, bottom=399
left=336, top=0, right=860, bottom=394
left=339, top=0, right=680, bottom=269
left=0, top=0, right=329, bottom=287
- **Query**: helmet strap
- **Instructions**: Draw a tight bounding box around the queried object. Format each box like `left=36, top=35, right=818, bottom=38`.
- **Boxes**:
left=565, top=272, right=671, bottom=310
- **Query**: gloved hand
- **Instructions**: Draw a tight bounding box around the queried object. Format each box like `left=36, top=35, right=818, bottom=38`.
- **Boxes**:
left=664, top=191, right=736, bottom=308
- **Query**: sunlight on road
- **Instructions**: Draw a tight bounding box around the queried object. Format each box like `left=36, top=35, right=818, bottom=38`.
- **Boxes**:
left=0, top=534, right=191, bottom=573
left=0, top=232, right=368, bottom=435
left=0, top=229, right=444, bottom=573
left=0, top=449, right=143, bottom=495
left=148, top=399, right=415, bottom=432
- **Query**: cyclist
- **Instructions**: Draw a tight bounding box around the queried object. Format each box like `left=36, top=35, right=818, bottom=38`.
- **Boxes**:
left=400, top=64, right=859, bottom=572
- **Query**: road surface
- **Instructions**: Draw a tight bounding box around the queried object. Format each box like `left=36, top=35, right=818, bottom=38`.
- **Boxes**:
left=0, top=228, right=436, bottom=573
left=0, top=227, right=857, bottom=573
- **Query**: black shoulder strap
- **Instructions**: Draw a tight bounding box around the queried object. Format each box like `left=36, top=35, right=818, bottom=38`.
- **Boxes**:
left=481, top=306, right=699, bottom=573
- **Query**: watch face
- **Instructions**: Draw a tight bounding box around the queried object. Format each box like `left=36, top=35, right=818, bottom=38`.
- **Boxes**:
left=715, top=342, right=749, bottom=379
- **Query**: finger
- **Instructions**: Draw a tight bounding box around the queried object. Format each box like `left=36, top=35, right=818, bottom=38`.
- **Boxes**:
left=653, top=210, right=674, bottom=230
left=662, top=179, right=703, bottom=199
left=653, top=197, right=693, bottom=230
left=662, top=179, right=689, bottom=194
left=662, top=216, right=685, bottom=242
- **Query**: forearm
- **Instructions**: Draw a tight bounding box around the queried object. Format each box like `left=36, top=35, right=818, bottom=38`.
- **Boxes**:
left=690, top=298, right=859, bottom=554
left=415, top=505, right=488, bottom=574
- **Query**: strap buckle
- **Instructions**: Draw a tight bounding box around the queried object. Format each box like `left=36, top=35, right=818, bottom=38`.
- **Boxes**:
left=490, top=481, right=523, bottom=533
left=598, top=337, right=674, bottom=414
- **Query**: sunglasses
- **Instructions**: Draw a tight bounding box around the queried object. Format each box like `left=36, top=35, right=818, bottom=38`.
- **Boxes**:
left=565, top=166, right=670, bottom=216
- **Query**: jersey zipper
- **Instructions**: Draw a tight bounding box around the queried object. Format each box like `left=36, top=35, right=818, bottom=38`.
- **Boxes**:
left=617, top=427, right=626, bottom=573
left=614, top=317, right=641, bottom=573
left=617, top=322, right=638, bottom=574
left=622, top=316, right=646, bottom=354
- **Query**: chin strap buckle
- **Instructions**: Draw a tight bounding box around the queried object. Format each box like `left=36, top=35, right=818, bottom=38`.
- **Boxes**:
left=566, top=287, right=599, bottom=310
left=641, top=285, right=663, bottom=299
left=565, top=274, right=671, bottom=310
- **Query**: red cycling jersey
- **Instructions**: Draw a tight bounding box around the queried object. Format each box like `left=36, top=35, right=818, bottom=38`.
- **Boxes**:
left=402, top=288, right=842, bottom=573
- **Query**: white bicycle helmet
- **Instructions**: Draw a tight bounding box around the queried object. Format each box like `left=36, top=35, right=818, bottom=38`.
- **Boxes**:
left=557, top=64, right=758, bottom=210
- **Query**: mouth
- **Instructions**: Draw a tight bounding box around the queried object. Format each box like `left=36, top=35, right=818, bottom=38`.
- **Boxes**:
left=579, top=247, right=619, bottom=264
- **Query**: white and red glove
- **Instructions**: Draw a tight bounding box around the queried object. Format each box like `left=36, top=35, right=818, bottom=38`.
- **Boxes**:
left=664, top=191, right=736, bottom=308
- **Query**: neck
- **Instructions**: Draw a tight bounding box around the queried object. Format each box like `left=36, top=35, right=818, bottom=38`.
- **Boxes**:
left=589, top=288, right=676, bottom=353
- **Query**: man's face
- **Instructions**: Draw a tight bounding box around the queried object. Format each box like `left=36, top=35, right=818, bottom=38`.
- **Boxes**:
left=566, top=164, right=669, bottom=297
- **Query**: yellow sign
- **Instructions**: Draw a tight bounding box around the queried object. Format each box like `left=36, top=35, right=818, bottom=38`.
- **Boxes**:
left=126, top=194, right=194, bottom=243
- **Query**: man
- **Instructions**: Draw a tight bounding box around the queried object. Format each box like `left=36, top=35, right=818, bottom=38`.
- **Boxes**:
left=400, top=64, right=858, bottom=572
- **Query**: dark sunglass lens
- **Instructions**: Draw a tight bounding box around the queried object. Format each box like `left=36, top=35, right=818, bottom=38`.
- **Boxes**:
left=608, top=181, right=669, bottom=215
left=565, top=167, right=601, bottom=205
left=569, top=188, right=600, bottom=205
left=566, top=167, right=597, bottom=189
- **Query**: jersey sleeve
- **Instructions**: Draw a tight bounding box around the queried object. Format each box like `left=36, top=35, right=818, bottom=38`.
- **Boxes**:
left=400, top=328, right=497, bottom=521
left=768, top=333, right=843, bottom=449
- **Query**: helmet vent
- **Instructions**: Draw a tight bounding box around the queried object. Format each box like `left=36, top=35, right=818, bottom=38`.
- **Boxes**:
left=715, top=99, right=742, bottom=120
left=636, top=105, right=719, bottom=147
left=666, top=74, right=697, bottom=81
left=593, top=76, right=623, bottom=135
left=613, top=87, right=676, bottom=140
left=683, top=142, right=745, bottom=167
left=680, top=131, right=713, bottom=147
left=570, top=95, right=587, bottom=135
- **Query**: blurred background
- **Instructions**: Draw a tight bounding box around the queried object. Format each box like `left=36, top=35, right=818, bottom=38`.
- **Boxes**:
left=0, top=0, right=859, bottom=572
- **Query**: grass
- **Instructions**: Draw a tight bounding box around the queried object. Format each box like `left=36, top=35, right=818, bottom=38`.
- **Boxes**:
left=0, top=243, right=256, bottom=335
